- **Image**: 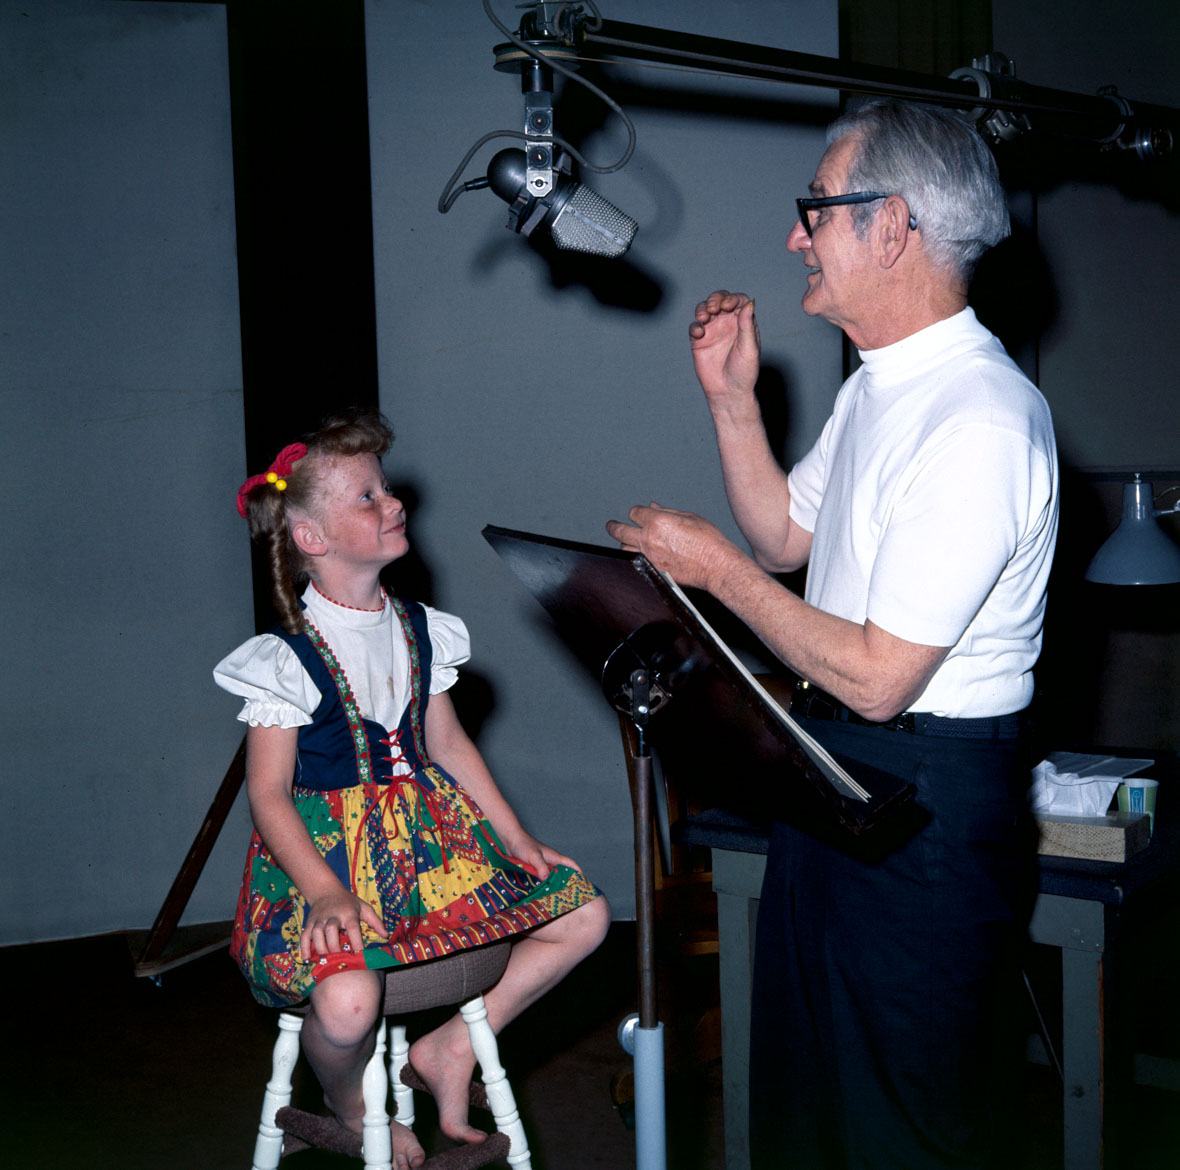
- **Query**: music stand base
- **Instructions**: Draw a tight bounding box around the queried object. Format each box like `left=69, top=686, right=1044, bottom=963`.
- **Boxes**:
left=619, top=1014, right=667, bottom=1170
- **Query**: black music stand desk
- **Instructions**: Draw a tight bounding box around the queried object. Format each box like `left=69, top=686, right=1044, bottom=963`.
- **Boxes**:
left=482, top=525, right=916, bottom=1170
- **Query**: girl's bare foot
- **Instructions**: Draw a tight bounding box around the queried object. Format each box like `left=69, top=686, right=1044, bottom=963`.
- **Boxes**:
left=325, top=1098, right=425, bottom=1170
left=408, top=1022, right=486, bottom=1145
left=391, top=1119, right=426, bottom=1170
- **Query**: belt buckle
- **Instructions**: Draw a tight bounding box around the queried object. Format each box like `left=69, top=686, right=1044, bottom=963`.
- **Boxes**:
left=792, top=682, right=837, bottom=721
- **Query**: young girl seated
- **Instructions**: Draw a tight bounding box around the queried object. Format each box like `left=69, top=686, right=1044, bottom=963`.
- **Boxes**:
left=215, top=410, right=609, bottom=1169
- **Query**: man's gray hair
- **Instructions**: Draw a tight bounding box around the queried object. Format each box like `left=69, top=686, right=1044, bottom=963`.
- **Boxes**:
left=827, top=99, right=1010, bottom=279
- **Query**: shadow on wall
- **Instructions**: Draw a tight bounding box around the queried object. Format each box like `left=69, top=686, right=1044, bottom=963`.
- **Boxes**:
left=1030, top=468, right=1180, bottom=753
left=463, top=210, right=664, bottom=311
left=995, top=132, right=1180, bottom=215
left=382, top=481, right=436, bottom=604
left=378, top=479, right=501, bottom=741
left=753, top=362, right=793, bottom=473
left=968, top=202, right=1180, bottom=752
left=1029, top=467, right=1111, bottom=751
left=970, top=220, right=1059, bottom=365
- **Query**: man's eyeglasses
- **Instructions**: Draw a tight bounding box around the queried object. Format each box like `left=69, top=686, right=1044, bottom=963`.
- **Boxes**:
left=796, top=192, right=918, bottom=237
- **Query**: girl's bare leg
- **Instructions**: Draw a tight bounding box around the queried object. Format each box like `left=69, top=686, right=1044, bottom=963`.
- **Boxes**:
left=303, top=970, right=426, bottom=1170
left=408, top=895, right=611, bottom=1144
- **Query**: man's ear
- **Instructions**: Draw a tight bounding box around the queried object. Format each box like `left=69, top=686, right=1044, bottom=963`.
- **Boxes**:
left=876, top=195, right=914, bottom=269
left=291, top=517, right=327, bottom=559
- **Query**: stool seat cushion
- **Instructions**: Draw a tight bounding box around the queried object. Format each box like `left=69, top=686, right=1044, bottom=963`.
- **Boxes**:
left=280, top=942, right=512, bottom=1018
left=382, top=942, right=511, bottom=1014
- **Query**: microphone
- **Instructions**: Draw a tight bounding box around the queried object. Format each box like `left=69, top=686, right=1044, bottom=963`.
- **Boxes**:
left=486, top=148, right=638, bottom=258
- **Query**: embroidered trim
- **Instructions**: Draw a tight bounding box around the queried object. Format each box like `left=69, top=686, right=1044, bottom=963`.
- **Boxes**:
left=311, top=581, right=389, bottom=613
left=300, top=600, right=437, bottom=792
left=391, top=599, right=430, bottom=763
left=302, top=618, right=374, bottom=786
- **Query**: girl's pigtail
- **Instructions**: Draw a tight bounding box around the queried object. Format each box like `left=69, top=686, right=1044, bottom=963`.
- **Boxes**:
left=267, top=519, right=305, bottom=636
left=234, top=411, right=392, bottom=630
left=237, top=442, right=314, bottom=633
left=239, top=484, right=308, bottom=636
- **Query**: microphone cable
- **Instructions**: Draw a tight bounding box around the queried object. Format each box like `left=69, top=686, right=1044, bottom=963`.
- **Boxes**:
left=438, top=0, right=637, bottom=214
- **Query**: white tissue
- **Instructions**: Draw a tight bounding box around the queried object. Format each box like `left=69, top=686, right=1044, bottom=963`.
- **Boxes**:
left=1030, top=760, right=1121, bottom=818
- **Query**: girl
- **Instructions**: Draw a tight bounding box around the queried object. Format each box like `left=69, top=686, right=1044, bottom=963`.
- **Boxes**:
left=215, top=411, right=609, bottom=1169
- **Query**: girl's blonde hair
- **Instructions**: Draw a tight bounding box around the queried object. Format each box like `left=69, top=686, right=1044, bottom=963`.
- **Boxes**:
left=239, top=410, right=394, bottom=633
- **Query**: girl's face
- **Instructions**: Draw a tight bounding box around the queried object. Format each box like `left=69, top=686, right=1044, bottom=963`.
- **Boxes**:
left=311, top=452, right=408, bottom=572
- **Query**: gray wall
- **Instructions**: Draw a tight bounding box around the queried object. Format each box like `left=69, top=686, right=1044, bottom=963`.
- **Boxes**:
left=992, top=0, right=1180, bottom=748
left=993, top=0, right=1179, bottom=469
left=364, top=0, right=841, bottom=917
left=3, top=0, right=1176, bottom=946
left=363, top=0, right=1179, bottom=921
left=1, top=0, right=252, bottom=944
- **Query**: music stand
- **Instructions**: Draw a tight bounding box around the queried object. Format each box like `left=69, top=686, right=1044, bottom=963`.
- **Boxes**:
left=483, top=525, right=914, bottom=1170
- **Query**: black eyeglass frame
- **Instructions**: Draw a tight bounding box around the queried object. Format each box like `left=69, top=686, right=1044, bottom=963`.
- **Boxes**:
left=796, top=191, right=918, bottom=236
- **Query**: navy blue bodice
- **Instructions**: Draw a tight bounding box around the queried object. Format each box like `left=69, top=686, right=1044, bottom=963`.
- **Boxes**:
left=272, top=598, right=433, bottom=792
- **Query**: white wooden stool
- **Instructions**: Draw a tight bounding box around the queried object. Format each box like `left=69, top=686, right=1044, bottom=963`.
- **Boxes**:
left=251, top=942, right=531, bottom=1170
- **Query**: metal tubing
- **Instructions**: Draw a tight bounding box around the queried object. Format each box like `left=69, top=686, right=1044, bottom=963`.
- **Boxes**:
left=578, top=18, right=1178, bottom=149
left=633, top=747, right=658, bottom=1029
left=634, top=1022, right=667, bottom=1170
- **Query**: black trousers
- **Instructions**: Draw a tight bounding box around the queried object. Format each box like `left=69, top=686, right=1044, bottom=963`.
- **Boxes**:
left=749, top=717, right=1036, bottom=1170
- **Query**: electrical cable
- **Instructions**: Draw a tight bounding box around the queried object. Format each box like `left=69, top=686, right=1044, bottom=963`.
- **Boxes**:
left=438, top=0, right=637, bottom=214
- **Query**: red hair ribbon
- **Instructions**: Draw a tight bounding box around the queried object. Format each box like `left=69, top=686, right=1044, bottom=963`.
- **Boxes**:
left=235, top=442, right=309, bottom=517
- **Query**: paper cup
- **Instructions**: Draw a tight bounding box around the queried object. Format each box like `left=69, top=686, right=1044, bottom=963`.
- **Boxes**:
left=1117, top=778, right=1159, bottom=835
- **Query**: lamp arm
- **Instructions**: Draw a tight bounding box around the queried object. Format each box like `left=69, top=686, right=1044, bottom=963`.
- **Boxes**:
left=1153, top=485, right=1180, bottom=516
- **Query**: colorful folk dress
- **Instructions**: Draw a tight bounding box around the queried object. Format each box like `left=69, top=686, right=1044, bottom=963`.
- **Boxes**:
left=216, top=589, right=599, bottom=1008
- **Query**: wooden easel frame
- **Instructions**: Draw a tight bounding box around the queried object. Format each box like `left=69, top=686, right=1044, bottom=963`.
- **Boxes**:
left=130, top=736, right=246, bottom=978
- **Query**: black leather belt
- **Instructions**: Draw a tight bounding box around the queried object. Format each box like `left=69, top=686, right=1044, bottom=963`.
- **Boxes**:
left=789, top=682, right=1023, bottom=741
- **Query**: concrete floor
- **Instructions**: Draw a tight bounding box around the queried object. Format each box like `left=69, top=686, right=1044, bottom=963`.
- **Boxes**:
left=7, top=924, right=722, bottom=1170
left=5, top=923, right=1178, bottom=1169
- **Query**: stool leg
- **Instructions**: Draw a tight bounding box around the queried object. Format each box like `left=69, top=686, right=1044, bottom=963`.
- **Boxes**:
left=460, top=994, right=532, bottom=1170
left=361, top=1020, right=393, bottom=1170
left=253, top=1012, right=303, bottom=1170
left=388, top=1022, right=416, bottom=1128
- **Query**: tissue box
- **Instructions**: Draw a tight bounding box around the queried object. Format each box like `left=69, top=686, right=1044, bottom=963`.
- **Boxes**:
left=1036, top=811, right=1151, bottom=862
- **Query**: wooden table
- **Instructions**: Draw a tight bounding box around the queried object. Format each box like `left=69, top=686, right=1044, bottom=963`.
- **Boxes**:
left=683, top=761, right=1179, bottom=1170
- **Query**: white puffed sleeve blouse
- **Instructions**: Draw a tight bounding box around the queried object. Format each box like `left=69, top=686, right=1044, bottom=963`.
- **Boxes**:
left=213, top=584, right=471, bottom=731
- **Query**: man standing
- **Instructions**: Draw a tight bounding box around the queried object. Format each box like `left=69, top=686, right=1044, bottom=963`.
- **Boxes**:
left=607, top=100, right=1058, bottom=1168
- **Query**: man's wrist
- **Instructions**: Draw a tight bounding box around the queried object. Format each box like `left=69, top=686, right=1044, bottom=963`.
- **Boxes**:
left=707, top=391, right=763, bottom=433
left=703, top=537, right=754, bottom=600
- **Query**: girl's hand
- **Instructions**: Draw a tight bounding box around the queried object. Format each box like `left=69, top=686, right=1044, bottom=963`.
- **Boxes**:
left=498, top=828, right=581, bottom=882
left=300, top=887, right=390, bottom=962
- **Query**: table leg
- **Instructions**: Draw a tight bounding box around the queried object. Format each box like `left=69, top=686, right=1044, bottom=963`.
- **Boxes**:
left=1061, top=946, right=1105, bottom=1170
left=1028, top=892, right=1107, bottom=1170
left=713, top=851, right=767, bottom=1170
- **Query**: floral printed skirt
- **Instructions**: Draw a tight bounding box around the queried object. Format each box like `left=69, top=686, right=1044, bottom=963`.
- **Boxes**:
left=230, top=763, right=599, bottom=1007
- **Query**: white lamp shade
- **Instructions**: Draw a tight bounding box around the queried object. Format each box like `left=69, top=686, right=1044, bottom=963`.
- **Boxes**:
left=1085, top=479, right=1180, bottom=585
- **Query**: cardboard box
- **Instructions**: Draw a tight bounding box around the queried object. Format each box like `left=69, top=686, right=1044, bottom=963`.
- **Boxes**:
left=1036, top=811, right=1151, bottom=862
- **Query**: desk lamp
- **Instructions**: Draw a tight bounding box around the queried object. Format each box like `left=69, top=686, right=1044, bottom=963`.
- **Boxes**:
left=1085, top=474, right=1180, bottom=584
